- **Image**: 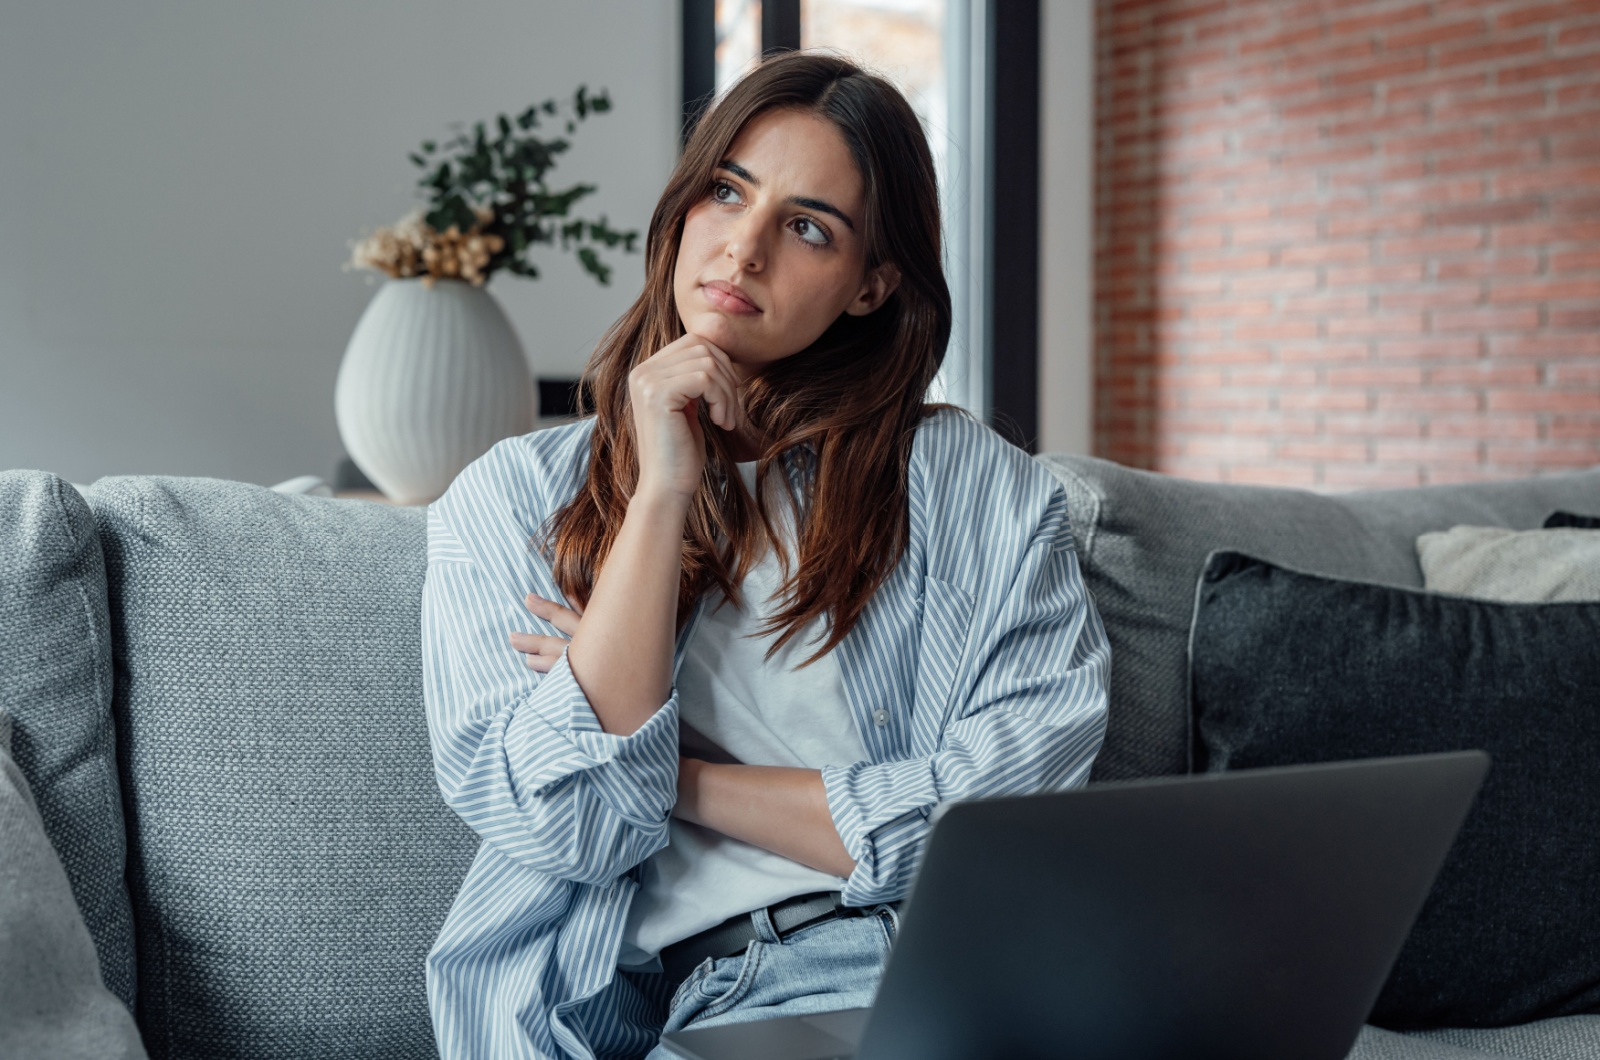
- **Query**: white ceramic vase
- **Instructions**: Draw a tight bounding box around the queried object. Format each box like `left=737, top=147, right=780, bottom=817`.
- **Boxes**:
left=335, top=277, right=535, bottom=505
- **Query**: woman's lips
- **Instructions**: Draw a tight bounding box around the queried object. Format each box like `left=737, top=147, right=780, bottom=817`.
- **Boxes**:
left=702, top=281, right=761, bottom=315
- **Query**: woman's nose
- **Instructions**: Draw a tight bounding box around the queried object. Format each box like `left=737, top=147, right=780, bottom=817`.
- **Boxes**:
left=724, top=212, right=767, bottom=272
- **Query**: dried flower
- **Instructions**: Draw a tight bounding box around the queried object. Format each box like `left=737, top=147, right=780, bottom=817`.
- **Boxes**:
left=345, top=87, right=640, bottom=288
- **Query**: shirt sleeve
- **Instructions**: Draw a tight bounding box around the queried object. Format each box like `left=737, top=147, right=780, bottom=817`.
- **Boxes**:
left=420, top=463, right=679, bottom=888
left=819, top=486, right=1111, bottom=908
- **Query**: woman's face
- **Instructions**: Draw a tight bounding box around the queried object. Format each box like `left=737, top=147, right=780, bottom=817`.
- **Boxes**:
left=673, top=107, right=899, bottom=382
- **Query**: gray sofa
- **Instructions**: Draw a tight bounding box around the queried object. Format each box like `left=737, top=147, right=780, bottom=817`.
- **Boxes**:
left=2, top=451, right=1597, bottom=1060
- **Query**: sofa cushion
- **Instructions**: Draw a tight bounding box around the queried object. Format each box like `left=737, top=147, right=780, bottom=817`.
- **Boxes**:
left=0, top=470, right=137, bottom=1011
left=1036, top=455, right=1600, bottom=781
left=1349, top=1026, right=1505, bottom=1058
left=1416, top=1015, right=1600, bottom=1058
left=1417, top=525, right=1600, bottom=602
left=1190, top=551, right=1600, bottom=1029
left=0, top=709, right=148, bottom=1060
left=86, top=476, right=479, bottom=1060
left=1351, top=1017, right=1600, bottom=1059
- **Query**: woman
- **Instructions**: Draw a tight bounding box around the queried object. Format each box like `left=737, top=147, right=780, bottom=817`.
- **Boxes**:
left=421, top=50, right=1110, bottom=1060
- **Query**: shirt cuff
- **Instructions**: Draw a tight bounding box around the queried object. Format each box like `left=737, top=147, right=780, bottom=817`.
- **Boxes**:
left=820, top=758, right=939, bottom=871
left=502, top=647, right=681, bottom=828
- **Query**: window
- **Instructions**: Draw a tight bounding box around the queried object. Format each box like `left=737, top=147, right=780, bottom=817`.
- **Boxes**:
left=803, top=1, right=980, bottom=422
left=716, top=0, right=763, bottom=95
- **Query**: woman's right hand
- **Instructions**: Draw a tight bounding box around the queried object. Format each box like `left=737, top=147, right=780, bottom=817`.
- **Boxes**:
left=628, top=332, right=745, bottom=501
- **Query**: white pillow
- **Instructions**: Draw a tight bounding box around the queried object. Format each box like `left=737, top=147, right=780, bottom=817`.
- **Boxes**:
left=269, top=475, right=334, bottom=496
left=1416, top=525, right=1600, bottom=603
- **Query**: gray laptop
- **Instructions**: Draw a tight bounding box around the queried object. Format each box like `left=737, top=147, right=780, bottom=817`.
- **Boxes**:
left=660, top=751, right=1488, bottom=1060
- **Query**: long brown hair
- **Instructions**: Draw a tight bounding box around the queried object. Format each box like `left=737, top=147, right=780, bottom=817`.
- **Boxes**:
left=542, top=49, right=964, bottom=668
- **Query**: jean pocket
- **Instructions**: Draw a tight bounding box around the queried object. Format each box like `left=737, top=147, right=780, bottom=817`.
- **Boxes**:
left=667, top=955, right=716, bottom=1016
left=665, top=942, right=766, bottom=1031
left=873, top=904, right=899, bottom=947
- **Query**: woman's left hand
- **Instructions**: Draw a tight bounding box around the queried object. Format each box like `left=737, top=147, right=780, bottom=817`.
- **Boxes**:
left=510, top=592, right=583, bottom=672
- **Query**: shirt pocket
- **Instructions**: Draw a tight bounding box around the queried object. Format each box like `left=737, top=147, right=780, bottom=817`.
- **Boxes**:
left=915, top=574, right=975, bottom=727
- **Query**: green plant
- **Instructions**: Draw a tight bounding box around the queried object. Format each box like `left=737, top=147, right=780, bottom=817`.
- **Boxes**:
left=348, top=85, right=640, bottom=287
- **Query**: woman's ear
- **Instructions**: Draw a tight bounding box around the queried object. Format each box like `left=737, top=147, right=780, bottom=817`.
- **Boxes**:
left=844, top=262, right=902, bottom=317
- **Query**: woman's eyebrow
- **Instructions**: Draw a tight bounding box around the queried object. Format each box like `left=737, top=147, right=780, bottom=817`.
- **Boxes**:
left=717, top=160, right=856, bottom=232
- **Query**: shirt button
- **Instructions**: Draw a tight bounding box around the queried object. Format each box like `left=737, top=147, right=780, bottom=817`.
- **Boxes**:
left=873, top=709, right=890, bottom=728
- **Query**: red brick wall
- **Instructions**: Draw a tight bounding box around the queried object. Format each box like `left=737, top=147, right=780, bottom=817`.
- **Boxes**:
left=1095, top=0, right=1600, bottom=487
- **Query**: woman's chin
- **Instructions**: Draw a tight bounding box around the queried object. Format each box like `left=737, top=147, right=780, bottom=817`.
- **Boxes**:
left=686, top=312, right=752, bottom=355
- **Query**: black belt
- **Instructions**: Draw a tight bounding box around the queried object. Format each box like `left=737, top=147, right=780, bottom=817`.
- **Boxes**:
left=658, top=890, right=898, bottom=989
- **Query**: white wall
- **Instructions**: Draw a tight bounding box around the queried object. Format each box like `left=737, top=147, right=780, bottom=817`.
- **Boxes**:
left=0, top=0, right=679, bottom=487
left=1039, top=0, right=1094, bottom=456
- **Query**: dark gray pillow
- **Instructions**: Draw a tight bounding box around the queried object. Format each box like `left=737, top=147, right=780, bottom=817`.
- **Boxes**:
left=1546, top=510, right=1600, bottom=529
left=1190, top=551, right=1600, bottom=1030
left=0, top=470, right=136, bottom=1011
left=86, top=476, right=479, bottom=1059
left=1037, top=454, right=1600, bottom=781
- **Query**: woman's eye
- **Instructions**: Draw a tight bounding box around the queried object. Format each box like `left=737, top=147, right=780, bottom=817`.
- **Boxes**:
left=711, top=180, right=741, bottom=204
left=793, top=218, right=830, bottom=247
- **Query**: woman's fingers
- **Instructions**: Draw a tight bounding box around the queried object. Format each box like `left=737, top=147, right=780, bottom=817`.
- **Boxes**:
left=692, top=339, right=744, bottom=429
left=508, top=630, right=568, bottom=652
left=687, top=364, right=739, bottom=431
left=508, top=629, right=569, bottom=671
left=690, top=356, right=742, bottom=431
left=660, top=330, right=735, bottom=372
left=657, top=359, right=738, bottom=428
left=628, top=332, right=747, bottom=499
left=649, top=335, right=744, bottom=431
left=524, top=592, right=582, bottom=635
left=699, top=338, right=741, bottom=393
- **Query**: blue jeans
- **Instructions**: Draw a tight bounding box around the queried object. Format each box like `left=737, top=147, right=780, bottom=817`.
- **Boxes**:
left=640, top=901, right=902, bottom=1059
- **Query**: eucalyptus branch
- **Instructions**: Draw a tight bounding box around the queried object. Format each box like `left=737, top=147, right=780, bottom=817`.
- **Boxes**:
left=347, top=85, right=640, bottom=287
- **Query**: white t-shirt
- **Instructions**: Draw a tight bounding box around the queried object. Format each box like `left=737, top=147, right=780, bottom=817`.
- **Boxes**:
left=616, top=459, right=867, bottom=971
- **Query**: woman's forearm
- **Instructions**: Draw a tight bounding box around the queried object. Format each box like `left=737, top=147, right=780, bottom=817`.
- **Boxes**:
left=565, top=486, right=690, bottom=737
left=677, top=758, right=858, bottom=879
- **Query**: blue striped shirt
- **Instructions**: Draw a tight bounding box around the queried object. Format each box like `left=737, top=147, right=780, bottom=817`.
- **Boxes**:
left=421, top=407, right=1112, bottom=1059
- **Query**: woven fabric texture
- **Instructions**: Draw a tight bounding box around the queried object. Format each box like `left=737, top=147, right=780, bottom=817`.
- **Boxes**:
left=1350, top=1026, right=1503, bottom=1058
left=0, top=469, right=136, bottom=1010
left=1418, top=1016, right=1600, bottom=1058
left=1417, top=525, right=1600, bottom=602
left=0, top=708, right=148, bottom=1060
left=87, top=476, right=479, bottom=1060
left=1036, top=455, right=1600, bottom=781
